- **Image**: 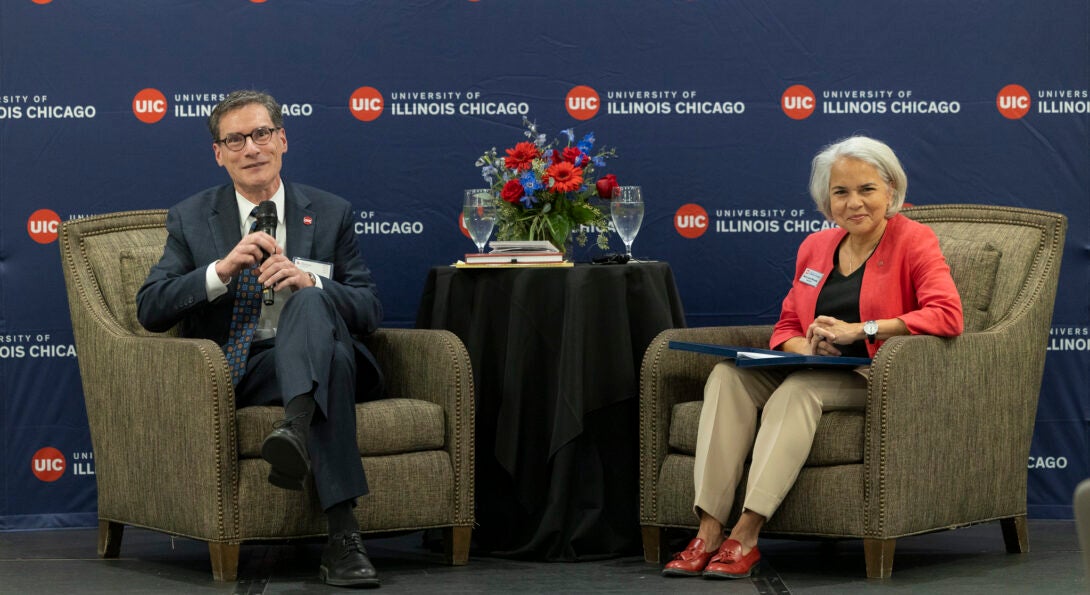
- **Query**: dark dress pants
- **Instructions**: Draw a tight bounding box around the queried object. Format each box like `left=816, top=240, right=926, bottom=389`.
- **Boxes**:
left=234, top=287, right=369, bottom=510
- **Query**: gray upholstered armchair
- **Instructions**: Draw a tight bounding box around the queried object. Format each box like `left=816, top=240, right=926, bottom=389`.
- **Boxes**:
left=639, top=204, right=1066, bottom=578
left=59, top=210, right=475, bottom=581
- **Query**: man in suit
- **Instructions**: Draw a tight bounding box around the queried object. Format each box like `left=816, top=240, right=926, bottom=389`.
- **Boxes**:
left=137, top=90, right=383, bottom=588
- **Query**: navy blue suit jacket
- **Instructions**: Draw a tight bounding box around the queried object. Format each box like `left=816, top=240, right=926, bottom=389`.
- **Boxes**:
left=136, top=182, right=384, bottom=398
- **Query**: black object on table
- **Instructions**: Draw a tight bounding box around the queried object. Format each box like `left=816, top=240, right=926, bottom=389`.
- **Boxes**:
left=416, top=262, right=686, bottom=561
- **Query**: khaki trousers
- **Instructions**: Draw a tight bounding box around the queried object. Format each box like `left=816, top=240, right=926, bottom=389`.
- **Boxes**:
left=693, top=361, right=867, bottom=524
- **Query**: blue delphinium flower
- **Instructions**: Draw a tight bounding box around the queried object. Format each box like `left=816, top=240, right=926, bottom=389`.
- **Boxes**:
left=560, top=128, right=575, bottom=143
left=519, top=171, right=542, bottom=208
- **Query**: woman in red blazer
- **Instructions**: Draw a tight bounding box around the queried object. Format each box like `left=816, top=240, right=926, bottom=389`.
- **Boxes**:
left=663, top=137, right=963, bottom=580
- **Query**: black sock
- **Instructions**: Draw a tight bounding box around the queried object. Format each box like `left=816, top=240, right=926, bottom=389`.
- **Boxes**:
left=284, top=393, right=316, bottom=439
left=326, top=500, right=359, bottom=536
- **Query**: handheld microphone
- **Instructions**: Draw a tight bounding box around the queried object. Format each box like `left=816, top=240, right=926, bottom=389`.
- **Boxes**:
left=253, top=200, right=278, bottom=306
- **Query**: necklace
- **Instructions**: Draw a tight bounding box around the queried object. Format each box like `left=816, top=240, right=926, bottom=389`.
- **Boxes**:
left=844, top=237, right=881, bottom=274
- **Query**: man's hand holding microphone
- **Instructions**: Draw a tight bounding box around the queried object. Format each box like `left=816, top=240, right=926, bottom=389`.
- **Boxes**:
left=214, top=201, right=316, bottom=300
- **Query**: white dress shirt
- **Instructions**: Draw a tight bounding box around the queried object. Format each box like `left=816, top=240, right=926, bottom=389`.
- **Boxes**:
left=203, top=183, right=295, bottom=341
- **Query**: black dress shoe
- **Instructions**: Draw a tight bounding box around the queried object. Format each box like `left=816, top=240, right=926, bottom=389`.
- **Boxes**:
left=320, top=531, right=381, bottom=588
left=260, top=419, right=310, bottom=491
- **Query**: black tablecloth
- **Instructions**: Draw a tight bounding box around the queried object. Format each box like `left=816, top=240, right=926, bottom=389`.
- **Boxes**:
left=416, top=262, right=686, bottom=560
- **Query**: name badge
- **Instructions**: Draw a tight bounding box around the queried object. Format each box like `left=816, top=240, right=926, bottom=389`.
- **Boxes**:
left=293, top=257, right=333, bottom=279
left=800, top=267, right=824, bottom=287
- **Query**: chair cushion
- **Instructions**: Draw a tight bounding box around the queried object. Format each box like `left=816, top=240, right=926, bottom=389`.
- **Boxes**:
left=236, top=398, right=446, bottom=458
left=668, top=400, right=864, bottom=465
left=938, top=237, right=1002, bottom=332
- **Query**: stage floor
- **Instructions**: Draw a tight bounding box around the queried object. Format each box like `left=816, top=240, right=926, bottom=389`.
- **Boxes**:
left=0, top=519, right=1082, bottom=593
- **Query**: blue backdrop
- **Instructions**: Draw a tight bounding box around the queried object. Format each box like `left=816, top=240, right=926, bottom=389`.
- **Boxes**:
left=1, top=0, right=1086, bottom=529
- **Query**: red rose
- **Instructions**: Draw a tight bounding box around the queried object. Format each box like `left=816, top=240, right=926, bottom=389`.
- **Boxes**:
left=544, top=162, right=584, bottom=193
left=504, top=142, right=539, bottom=171
left=595, top=174, right=618, bottom=199
left=500, top=179, right=524, bottom=203
left=561, top=146, right=583, bottom=164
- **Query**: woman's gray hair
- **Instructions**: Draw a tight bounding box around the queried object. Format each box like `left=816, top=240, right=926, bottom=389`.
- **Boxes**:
left=208, top=90, right=283, bottom=140
left=808, top=136, right=907, bottom=220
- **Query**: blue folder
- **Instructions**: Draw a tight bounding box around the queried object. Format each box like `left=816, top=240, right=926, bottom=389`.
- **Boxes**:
left=667, top=341, right=871, bottom=368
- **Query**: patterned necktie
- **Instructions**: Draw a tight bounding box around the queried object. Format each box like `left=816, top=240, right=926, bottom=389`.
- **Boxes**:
left=224, top=209, right=263, bottom=386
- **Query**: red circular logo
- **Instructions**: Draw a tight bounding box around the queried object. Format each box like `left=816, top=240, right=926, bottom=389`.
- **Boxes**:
left=458, top=212, right=471, bottom=238
left=350, top=87, right=384, bottom=122
left=674, top=203, right=709, bottom=239
left=27, top=208, right=61, bottom=244
left=565, top=86, right=600, bottom=121
left=997, top=84, right=1031, bottom=120
left=132, top=88, right=168, bottom=124
left=782, top=85, right=816, bottom=120
left=32, top=447, right=66, bottom=482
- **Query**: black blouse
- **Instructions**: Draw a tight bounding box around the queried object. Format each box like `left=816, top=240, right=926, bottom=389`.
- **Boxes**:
left=814, top=250, right=870, bottom=358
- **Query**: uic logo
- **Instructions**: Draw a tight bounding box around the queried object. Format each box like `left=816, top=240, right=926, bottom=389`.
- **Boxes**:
left=32, top=447, right=65, bottom=482
left=997, top=84, right=1031, bottom=120
left=566, top=86, right=600, bottom=121
left=782, top=85, right=816, bottom=120
left=674, top=203, right=709, bottom=238
left=350, top=87, right=384, bottom=122
left=27, top=209, right=61, bottom=244
left=458, top=213, right=471, bottom=238
left=133, top=88, right=168, bottom=124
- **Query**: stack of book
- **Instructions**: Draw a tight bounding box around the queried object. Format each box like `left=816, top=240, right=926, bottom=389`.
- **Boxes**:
left=458, top=241, right=570, bottom=267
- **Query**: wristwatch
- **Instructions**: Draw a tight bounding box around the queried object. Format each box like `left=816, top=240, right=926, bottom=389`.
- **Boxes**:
left=863, top=320, right=878, bottom=344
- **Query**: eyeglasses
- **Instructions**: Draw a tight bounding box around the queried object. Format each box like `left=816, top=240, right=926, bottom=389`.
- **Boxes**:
left=215, top=126, right=281, bottom=151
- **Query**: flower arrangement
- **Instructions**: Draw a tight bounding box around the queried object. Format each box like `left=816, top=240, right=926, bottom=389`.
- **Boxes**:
left=475, top=117, right=618, bottom=252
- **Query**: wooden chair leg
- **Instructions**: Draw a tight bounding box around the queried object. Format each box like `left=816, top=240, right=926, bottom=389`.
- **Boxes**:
left=1001, top=515, right=1029, bottom=553
left=642, top=525, right=667, bottom=564
left=863, top=538, right=895, bottom=579
left=444, top=526, right=471, bottom=565
left=208, top=542, right=240, bottom=582
left=97, top=520, right=123, bottom=558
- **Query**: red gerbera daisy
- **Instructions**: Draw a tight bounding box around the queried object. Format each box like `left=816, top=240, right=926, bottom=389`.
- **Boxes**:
left=544, top=162, right=584, bottom=193
left=504, top=142, right=540, bottom=171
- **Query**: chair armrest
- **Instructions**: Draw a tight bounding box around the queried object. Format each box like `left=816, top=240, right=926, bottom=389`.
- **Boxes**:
left=363, top=328, right=475, bottom=437
left=363, top=328, right=475, bottom=526
left=639, top=325, right=773, bottom=524
left=76, top=332, right=239, bottom=540
left=863, top=321, right=1044, bottom=535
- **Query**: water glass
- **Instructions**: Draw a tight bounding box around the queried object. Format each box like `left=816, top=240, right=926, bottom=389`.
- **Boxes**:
left=610, top=186, right=644, bottom=260
left=463, top=189, right=498, bottom=253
